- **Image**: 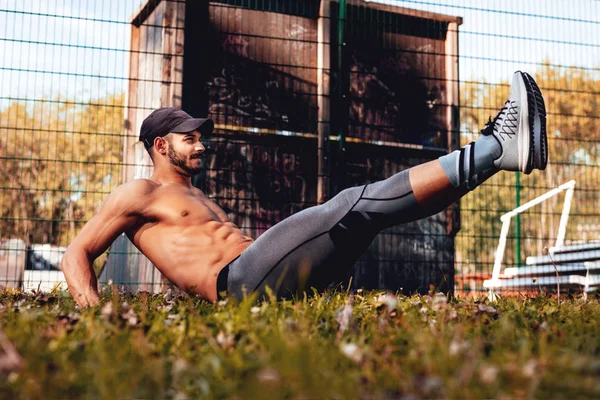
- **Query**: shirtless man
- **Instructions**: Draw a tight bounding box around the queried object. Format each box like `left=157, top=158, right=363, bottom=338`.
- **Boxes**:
left=61, top=71, right=547, bottom=307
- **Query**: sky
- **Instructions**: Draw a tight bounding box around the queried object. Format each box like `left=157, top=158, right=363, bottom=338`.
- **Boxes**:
left=387, top=0, right=600, bottom=80
left=0, top=0, right=142, bottom=109
left=0, top=0, right=599, bottom=110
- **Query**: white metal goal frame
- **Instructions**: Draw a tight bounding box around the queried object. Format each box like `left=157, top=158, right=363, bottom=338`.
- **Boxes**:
left=486, top=179, right=577, bottom=286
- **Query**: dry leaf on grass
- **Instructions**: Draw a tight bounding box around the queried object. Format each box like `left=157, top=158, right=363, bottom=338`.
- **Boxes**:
left=0, top=330, right=24, bottom=373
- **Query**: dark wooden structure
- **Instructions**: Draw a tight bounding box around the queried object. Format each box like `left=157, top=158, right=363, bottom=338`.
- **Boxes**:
left=102, top=0, right=462, bottom=295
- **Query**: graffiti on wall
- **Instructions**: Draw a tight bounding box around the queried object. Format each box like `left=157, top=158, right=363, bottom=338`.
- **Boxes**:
left=198, top=2, right=456, bottom=293
left=207, top=3, right=318, bottom=133
left=347, top=43, right=448, bottom=147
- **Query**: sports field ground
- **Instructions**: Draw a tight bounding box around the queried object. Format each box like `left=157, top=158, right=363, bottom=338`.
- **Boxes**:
left=0, top=288, right=598, bottom=399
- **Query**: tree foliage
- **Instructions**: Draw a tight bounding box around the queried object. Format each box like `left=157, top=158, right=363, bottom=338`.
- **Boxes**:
left=0, top=95, right=124, bottom=246
left=457, top=63, right=600, bottom=275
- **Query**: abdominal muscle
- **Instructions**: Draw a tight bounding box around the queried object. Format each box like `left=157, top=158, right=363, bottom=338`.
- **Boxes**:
left=128, top=209, right=253, bottom=302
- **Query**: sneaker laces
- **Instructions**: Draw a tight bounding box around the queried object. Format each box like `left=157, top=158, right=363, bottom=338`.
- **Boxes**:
left=481, top=100, right=510, bottom=136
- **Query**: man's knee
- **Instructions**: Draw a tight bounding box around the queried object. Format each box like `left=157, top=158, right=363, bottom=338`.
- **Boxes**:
left=332, top=185, right=366, bottom=207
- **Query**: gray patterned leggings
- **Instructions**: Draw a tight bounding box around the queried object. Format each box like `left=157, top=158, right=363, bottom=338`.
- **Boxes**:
left=218, top=169, right=425, bottom=300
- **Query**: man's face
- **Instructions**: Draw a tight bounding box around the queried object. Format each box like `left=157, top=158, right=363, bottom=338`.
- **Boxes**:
left=165, top=130, right=205, bottom=176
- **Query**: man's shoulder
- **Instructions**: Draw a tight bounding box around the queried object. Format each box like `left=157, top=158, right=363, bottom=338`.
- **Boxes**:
left=121, top=178, right=161, bottom=195
left=105, top=179, right=160, bottom=208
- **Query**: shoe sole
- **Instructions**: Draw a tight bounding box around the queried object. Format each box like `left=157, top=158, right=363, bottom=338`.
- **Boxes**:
left=513, top=72, right=533, bottom=174
left=523, top=72, right=548, bottom=170
left=517, top=71, right=547, bottom=174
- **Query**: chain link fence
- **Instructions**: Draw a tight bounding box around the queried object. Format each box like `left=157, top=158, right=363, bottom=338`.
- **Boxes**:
left=1, top=0, right=599, bottom=296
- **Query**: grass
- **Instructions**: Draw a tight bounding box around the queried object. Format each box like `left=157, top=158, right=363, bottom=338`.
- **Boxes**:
left=0, top=287, right=599, bottom=399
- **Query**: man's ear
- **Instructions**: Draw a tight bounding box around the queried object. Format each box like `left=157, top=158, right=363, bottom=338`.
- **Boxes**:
left=154, top=137, right=168, bottom=155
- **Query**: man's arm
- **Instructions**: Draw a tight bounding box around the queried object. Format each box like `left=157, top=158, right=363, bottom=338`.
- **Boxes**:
left=61, top=180, right=154, bottom=307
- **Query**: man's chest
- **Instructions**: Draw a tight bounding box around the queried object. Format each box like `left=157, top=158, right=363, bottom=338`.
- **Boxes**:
left=145, top=188, right=223, bottom=225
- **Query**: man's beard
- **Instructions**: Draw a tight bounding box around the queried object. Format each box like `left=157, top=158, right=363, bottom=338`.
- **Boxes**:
left=168, top=146, right=202, bottom=175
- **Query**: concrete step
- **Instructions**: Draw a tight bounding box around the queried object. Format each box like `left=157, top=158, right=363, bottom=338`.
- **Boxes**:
left=526, top=250, right=600, bottom=266
left=548, top=242, right=600, bottom=255
left=23, top=270, right=66, bottom=292
left=504, top=262, right=600, bottom=278
left=484, top=274, right=599, bottom=291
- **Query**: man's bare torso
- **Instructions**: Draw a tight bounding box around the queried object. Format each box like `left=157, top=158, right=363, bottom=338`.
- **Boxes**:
left=61, top=126, right=256, bottom=307
left=127, top=179, right=253, bottom=301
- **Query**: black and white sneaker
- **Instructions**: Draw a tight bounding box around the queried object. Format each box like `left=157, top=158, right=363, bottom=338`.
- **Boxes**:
left=482, top=71, right=547, bottom=174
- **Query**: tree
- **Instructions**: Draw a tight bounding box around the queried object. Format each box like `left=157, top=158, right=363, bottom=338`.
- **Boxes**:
left=0, top=94, right=124, bottom=247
